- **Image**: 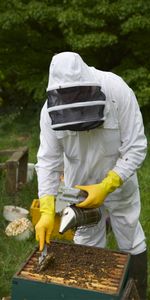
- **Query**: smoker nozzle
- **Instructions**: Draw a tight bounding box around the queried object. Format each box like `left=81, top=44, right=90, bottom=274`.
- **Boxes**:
left=59, top=206, right=76, bottom=234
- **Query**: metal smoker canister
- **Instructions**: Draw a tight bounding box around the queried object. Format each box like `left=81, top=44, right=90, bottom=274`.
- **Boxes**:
left=59, top=187, right=101, bottom=234
left=59, top=205, right=101, bottom=234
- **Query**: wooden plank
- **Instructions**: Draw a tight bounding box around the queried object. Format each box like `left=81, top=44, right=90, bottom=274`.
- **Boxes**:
left=6, top=151, right=23, bottom=163
left=4, top=147, right=28, bottom=193
left=0, top=149, right=15, bottom=156
left=18, top=149, right=28, bottom=184
left=121, top=278, right=140, bottom=299
left=5, top=161, right=18, bottom=194
left=0, top=147, right=28, bottom=158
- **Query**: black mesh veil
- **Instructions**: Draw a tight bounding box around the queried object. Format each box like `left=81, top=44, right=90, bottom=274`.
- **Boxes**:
left=47, top=86, right=106, bottom=131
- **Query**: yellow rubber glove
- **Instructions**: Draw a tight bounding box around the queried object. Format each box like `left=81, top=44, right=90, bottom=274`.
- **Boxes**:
left=76, top=171, right=123, bottom=208
left=35, top=195, right=55, bottom=251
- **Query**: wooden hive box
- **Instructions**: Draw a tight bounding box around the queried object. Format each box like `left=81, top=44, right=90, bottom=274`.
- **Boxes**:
left=11, top=241, right=130, bottom=300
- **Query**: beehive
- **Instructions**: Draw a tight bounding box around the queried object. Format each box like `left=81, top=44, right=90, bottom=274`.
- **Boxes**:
left=12, top=241, right=130, bottom=300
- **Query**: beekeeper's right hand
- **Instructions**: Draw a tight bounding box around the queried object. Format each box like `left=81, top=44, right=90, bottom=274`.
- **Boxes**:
left=35, top=195, right=55, bottom=251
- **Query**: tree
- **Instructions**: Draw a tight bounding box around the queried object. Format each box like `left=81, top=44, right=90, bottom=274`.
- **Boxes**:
left=0, top=0, right=67, bottom=108
left=57, top=0, right=150, bottom=107
left=0, top=0, right=150, bottom=109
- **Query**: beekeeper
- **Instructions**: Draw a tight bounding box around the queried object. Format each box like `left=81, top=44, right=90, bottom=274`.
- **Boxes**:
left=35, top=52, right=147, bottom=299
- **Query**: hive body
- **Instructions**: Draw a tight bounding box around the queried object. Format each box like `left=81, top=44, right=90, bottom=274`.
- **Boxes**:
left=12, top=241, right=130, bottom=300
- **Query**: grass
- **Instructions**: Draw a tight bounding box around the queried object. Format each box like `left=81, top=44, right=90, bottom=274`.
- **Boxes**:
left=0, top=109, right=39, bottom=297
left=0, top=109, right=149, bottom=298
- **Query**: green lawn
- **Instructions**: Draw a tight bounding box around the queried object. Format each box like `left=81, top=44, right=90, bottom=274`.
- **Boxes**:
left=0, top=109, right=149, bottom=298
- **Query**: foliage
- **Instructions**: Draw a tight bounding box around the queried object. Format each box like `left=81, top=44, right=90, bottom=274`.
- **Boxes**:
left=0, top=0, right=150, bottom=108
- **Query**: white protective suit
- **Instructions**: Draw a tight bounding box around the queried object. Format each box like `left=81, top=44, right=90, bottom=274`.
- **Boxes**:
left=35, top=52, right=147, bottom=255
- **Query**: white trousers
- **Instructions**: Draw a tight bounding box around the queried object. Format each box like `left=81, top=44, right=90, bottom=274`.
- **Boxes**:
left=74, top=189, right=146, bottom=255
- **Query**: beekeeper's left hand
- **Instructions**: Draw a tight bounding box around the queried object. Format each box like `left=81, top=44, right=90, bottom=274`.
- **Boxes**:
left=75, top=171, right=123, bottom=208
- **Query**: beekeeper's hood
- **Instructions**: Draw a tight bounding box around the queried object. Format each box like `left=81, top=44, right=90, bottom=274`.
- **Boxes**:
left=47, top=52, right=106, bottom=131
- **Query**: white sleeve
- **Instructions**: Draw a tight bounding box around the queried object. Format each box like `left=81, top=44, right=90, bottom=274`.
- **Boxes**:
left=112, top=81, right=147, bottom=181
left=35, top=102, right=64, bottom=198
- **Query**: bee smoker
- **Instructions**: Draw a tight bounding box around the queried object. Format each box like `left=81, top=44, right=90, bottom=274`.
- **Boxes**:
left=59, top=187, right=101, bottom=234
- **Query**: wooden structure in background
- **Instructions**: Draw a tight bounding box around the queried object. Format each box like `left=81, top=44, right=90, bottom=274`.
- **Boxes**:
left=0, top=147, right=28, bottom=194
left=121, top=278, right=140, bottom=300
